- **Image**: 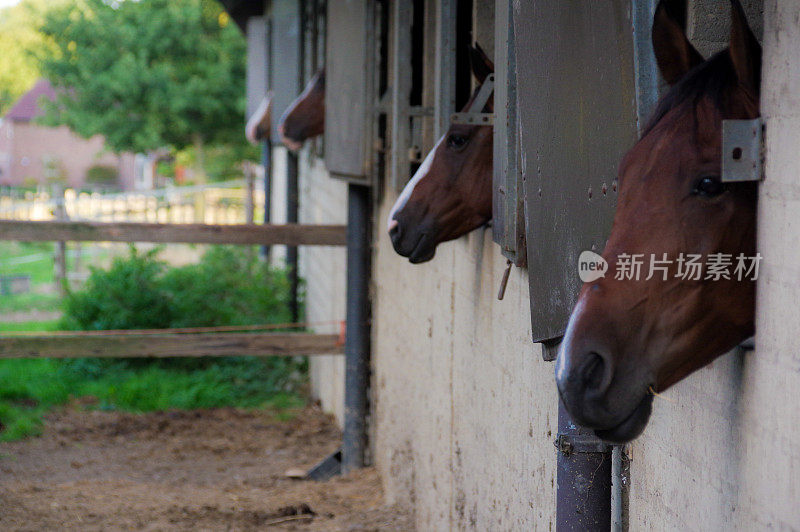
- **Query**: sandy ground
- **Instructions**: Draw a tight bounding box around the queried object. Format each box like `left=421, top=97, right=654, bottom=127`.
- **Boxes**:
left=0, top=406, right=411, bottom=531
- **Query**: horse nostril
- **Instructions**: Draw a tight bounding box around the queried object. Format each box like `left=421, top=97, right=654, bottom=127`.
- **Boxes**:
left=581, top=352, right=610, bottom=392
left=388, top=219, right=400, bottom=237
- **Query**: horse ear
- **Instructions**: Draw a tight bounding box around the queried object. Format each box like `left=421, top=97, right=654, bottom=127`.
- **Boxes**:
left=469, top=43, right=494, bottom=84
left=652, top=0, right=703, bottom=85
left=729, top=0, right=761, bottom=96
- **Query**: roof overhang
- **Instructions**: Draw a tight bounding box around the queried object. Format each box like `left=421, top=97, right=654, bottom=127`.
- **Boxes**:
left=218, top=0, right=266, bottom=31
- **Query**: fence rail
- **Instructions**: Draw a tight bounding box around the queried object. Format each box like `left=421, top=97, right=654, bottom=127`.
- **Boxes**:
left=0, top=332, right=343, bottom=359
left=0, top=220, right=347, bottom=246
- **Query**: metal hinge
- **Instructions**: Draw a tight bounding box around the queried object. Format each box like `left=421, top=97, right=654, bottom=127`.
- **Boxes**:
left=721, top=118, right=764, bottom=183
left=451, top=74, right=494, bottom=126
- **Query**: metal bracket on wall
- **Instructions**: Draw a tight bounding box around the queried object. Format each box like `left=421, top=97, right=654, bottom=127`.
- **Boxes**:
left=451, top=74, right=495, bottom=126
left=722, top=118, right=764, bottom=183
left=554, top=434, right=613, bottom=456
left=541, top=336, right=561, bottom=362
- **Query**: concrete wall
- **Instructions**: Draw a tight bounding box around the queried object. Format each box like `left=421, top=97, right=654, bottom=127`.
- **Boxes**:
left=301, top=2, right=800, bottom=530
left=624, top=2, right=800, bottom=530
left=372, top=191, right=559, bottom=530
left=296, top=148, right=348, bottom=426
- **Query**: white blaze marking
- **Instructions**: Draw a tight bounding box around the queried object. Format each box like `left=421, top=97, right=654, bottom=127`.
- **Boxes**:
left=386, top=136, right=444, bottom=232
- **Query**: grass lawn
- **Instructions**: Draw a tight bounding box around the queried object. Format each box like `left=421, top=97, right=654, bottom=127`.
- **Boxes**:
left=0, top=356, right=307, bottom=441
left=0, top=320, right=61, bottom=332
left=0, top=244, right=308, bottom=442
left=0, top=319, right=307, bottom=442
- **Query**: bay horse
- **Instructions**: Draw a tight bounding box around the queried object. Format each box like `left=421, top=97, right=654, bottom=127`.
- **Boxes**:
left=387, top=44, right=494, bottom=263
left=556, top=0, right=761, bottom=442
left=278, top=69, right=325, bottom=151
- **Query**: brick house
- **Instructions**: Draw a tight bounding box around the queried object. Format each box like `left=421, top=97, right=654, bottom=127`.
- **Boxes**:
left=0, top=79, right=138, bottom=190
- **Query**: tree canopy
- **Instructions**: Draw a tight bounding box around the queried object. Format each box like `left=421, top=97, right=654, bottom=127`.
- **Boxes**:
left=37, top=0, right=249, bottom=155
left=0, top=0, right=62, bottom=114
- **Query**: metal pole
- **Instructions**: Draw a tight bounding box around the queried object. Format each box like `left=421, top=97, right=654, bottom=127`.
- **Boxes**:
left=556, top=397, right=613, bottom=531
left=342, top=183, right=371, bottom=472
left=261, top=142, right=272, bottom=259
left=286, top=150, right=300, bottom=323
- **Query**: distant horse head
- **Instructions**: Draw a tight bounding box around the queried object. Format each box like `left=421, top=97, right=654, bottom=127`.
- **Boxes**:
left=387, top=44, right=494, bottom=263
left=556, top=0, right=761, bottom=442
left=245, top=93, right=272, bottom=144
left=278, top=69, right=325, bottom=151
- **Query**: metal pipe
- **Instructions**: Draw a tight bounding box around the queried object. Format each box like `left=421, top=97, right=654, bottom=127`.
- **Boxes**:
left=556, top=397, right=613, bottom=531
left=286, top=150, right=300, bottom=323
left=342, top=183, right=371, bottom=472
left=261, top=141, right=272, bottom=259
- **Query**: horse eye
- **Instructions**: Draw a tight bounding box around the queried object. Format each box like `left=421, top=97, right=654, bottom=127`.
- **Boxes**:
left=692, top=176, right=726, bottom=198
left=446, top=134, right=469, bottom=151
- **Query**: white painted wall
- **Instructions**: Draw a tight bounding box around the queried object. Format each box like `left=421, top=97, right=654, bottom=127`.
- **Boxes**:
left=625, top=2, right=800, bottom=529
left=302, top=3, right=800, bottom=529
left=372, top=191, right=559, bottom=530
left=296, top=149, right=348, bottom=426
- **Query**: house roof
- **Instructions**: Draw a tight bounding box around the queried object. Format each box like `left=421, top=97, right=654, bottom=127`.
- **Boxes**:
left=3, top=79, right=57, bottom=123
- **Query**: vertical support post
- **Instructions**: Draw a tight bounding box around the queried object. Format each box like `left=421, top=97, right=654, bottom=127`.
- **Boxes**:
left=434, top=0, right=457, bottom=139
left=390, top=0, right=412, bottom=191
left=261, top=142, right=272, bottom=259
left=556, top=398, right=613, bottom=531
left=244, top=162, right=255, bottom=225
left=286, top=150, right=300, bottom=323
left=611, top=445, right=630, bottom=531
left=342, top=183, right=371, bottom=472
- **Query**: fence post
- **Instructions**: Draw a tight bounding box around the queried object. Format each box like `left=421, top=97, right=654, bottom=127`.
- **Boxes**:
left=53, top=183, right=68, bottom=296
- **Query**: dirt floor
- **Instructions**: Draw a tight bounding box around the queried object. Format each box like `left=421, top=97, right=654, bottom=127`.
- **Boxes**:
left=0, top=405, right=412, bottom=531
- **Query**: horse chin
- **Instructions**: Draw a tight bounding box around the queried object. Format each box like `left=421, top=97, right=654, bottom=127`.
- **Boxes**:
left=408, top=247, right=436, bottom=264
left=593, top=394, right=653, bottom=444
left=408, top=237, right=437, bottom=264
left=281, top=136, right=304, bottom=151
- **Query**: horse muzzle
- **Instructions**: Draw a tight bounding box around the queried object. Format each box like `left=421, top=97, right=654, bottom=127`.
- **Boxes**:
left=555, top=293, right=655, bottom=443
left=388, top=218, right=437, bottom=263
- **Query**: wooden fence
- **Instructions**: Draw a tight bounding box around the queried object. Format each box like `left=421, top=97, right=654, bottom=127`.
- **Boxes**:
left=0, top=182, right=261, bottom=225
left=0, top=217, right=347, bottom=359
left=0, top=220, right=346, bottom=246
left=0, top=332, right=343, bottom=359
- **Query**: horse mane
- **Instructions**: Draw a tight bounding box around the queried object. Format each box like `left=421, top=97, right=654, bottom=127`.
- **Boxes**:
left=642, top=49, right=739, bottom=137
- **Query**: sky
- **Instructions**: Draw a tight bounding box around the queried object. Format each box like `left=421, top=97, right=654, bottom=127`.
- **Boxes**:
left=0, top=0, right=20, bottom=8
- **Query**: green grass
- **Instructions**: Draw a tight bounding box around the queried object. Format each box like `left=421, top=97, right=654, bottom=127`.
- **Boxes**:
left=0, top=357, right=307, bottom=441
left=0, top=320, right=60, bottom=332
left=0, top=292, right=62, bottom=314
left=0, top=241, right=61, bottom=313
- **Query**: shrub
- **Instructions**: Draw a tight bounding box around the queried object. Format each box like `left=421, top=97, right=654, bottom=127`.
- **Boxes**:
left=85, top=164, right=119, bottom=185
left=60, top=246, right=303, bottom=374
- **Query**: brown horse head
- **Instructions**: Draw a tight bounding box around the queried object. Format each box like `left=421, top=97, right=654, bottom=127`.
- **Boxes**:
left=556, top=0, right=761, bottom=442
left=278, top=69, right=325, bottom=151
left=387, top=44, right=494, bottom=263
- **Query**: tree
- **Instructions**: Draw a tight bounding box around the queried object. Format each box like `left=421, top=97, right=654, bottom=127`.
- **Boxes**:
left=0, top=0, right=63, bottom=114
left=37, top=0, right=250, bottom=163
